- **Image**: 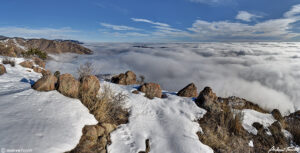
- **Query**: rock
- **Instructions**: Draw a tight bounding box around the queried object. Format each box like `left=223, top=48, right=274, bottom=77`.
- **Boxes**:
left=57, top=74, right=80, bottom=98
left=132, top=90, right=139, bottom=94
left=111, top=71, right=137, bottom=85
left=195, top=87, right=218, bottom=111
left=19, top=60, right=34, bottom=68
left=32, top=75, right=57, bottom=91
left=32, top=57, right=45, bottom=68
left=79, top=75, right=100, bottom=99
left=271, top=109, right=283, bottom=121
left=41, top=69, right=51, bottom=76
left=32, top=66, right=43, bottom=73
left=138, top=83, right=162, bottom=99
left=252, top=122, right=264, bottom=131
left=161, top=93, right=168, bottom=99
left=176, top=83, right=198, bottom=97
left=68, top=123, right=116, bottom=153
left=0, top=64, right=7, bottom=75
left=54, top=71, right=60, bottom=78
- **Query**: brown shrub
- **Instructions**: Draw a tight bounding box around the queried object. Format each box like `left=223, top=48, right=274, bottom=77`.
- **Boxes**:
left=87, top=85, right=129, bottom=125
left=77, top=62, right=94, bottom=80
left=2, top=57, right=15, bottom=67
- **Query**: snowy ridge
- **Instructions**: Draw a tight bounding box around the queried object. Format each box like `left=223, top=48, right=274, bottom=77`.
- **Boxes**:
left=104, top=82, right=214, bottom=153
left=0, top=57, right=98, bottom=153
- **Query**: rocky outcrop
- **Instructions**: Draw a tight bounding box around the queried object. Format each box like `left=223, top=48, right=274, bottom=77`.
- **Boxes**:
left=0, top=44, right=17, bottom=57
left=57, top=74, right=80, bottom=98
left=111, top=71, right=137, bottom=85
left=32, top=75, right=57, bottom=91
left=284, top=110, right=300, bottom=145
left=32, top=66, right=43, bottom=73
left=0, top=64, right=6, bottom=75
left=32, top=57, right=45, bottom=68
left=41, top=69, right=51, bottom=76
left=19, top=60, right=34, bottom=69
left=176, top=83, right=198, bottom=97
left=196, top=87, right=292, bottom=153
left=68, top=123, right=116, bottom=153
left=138, top=83, right=162, bottom=99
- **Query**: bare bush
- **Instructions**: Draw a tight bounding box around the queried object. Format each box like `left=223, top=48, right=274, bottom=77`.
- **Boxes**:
left=2, top=57, right=15, bottom=67
left=90, top=85, right=129, bottom=125
left=77, top=62, right=94, bottom=80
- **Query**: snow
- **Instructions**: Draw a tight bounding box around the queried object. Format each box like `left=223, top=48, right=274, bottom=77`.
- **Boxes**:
left=0, top=57, right=98, bottom=153
left=104, top=82, right=214, bottom=153
left=248, top=140, right=254, bottom=147
left=241, top=109, right=276, bottom=135
left=13, top=38, right=27, bottom=50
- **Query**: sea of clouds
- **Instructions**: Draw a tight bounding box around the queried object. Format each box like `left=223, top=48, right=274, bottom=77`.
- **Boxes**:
left=46, top=42, right=300, bottom=115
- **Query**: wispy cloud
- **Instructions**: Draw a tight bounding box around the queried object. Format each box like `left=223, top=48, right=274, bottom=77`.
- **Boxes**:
left=236, top=11, right=262, bottom=22
left=100, top=23, right=141, bottom=31
left=188, top=0, right=234, bottom=5
left=284, top=4, right=300, bottom=18
left=131, top=18, right=169, bottom=27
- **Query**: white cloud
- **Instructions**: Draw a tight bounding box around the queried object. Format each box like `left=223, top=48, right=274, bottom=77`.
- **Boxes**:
left=187, top=18, right=299, bottom=40
left=100, top=23, right=141, bottom=31
left=284, top=4, right=300, bottom=18
left=47, top=42, right=300, bottom=114
left=189, top=0, right=233, bottom=5
left=0, top=27, right=78, bottom=39
left=236, top=11, right=262, bottom=22
left=131, top=18, right=170, bottom=27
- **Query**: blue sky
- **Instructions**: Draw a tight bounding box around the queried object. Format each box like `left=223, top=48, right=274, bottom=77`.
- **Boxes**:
left=1, top=0, right=300, bottom=42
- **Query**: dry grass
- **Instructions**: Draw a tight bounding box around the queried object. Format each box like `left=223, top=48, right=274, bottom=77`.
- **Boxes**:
left=83, top=85, right=129, bottom=125
left=2, top=57, right=15, bottom=67
left=77, top=62, right=94, bottom=80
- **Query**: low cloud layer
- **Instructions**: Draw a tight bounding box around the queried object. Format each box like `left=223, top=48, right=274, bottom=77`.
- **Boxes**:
left=47, top=42, right=300, bottom=115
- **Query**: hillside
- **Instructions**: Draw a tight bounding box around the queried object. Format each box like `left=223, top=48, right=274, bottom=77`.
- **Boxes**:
left=0, top=36, right=92, bottom=57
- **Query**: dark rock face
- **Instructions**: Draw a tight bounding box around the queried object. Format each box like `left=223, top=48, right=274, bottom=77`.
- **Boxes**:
left=138, top=83, right=162, bottom=99
left=271, top=109, right=283, bottom=121
left=195, top=87, right=219, bottom=112
left=177, top=83, right=198, bottom=97
left=57, top=74, right=80, bottom=98
left=19, top=60, right=34, bottom=69
left=32, top=75, right=57, bottom=91
left=111, top=71, right=137, bottom=85
left=0, top=64, right=7, bottom=75
left=68, top=123, right=116, bottom=153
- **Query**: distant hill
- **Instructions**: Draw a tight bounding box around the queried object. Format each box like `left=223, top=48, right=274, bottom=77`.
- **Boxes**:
left=0, top=36, right=92, bottom=56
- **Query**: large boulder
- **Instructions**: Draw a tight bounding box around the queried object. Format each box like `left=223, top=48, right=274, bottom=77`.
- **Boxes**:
left=32, top=75, right=57, bottom=91
left=195, top=87, right=218, bottom=112
left=19, top=60, right=34, bottom=68
left=176, top=83, right=198, bottom=97
left=69, top=123, right=116, bottom=153
left=0, top=64, right=7, bottom=75
left=79, top=75, right=100, bottom=99
left=32, top=57, right=45, bottom=68
left=138, top=83, right=162, bottom=99
left=57, top=74, right=80, bottom=98
left=111, top=71, right=137, bottom=85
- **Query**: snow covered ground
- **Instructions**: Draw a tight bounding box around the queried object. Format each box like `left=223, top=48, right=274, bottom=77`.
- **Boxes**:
left=0, top=57, right=97, bottom=153
left=103, top=82, right=214, bottom=153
